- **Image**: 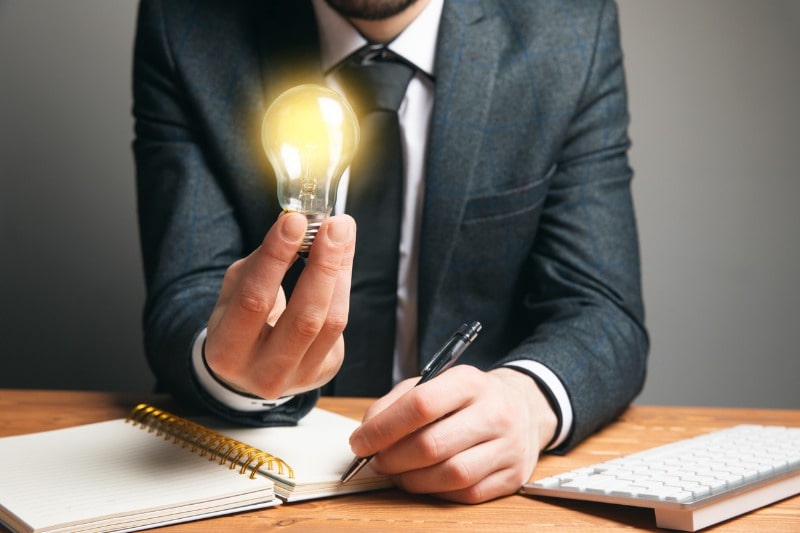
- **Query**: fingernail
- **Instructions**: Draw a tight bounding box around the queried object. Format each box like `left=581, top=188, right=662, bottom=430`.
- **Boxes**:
left=281, top=213, right=306, bottom=243
left=326, top=216, right=352, bottom=245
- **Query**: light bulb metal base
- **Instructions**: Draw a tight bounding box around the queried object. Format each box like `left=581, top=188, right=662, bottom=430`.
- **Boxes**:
left=296, top=212, right=328, bottom=258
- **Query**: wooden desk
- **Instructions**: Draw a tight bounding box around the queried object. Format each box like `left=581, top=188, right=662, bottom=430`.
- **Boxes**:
left=1, top=389, right=798, bottom=532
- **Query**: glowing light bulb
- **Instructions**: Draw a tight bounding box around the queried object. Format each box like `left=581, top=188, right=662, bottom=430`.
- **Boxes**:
left=262, top=84, right=359, bottom=255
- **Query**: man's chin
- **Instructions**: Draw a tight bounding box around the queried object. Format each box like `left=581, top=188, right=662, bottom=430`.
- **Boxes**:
left=323, top=0, right=420, bottom=21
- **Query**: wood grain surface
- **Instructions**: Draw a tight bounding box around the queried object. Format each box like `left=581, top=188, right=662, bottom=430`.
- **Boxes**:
left=1, top=389, right=797, bottom=532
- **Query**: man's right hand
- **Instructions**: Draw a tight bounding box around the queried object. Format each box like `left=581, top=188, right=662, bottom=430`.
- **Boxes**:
left=204, top=212, right=356, bottom=399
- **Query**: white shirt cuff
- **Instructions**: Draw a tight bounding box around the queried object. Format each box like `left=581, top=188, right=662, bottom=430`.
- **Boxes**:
left=191, top=327, right=294, bottom=412
left=503, top=360, right=573, bottom=451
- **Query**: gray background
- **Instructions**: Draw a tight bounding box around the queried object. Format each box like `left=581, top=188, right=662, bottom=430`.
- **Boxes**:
left=1, top=1, right=798, bottom=408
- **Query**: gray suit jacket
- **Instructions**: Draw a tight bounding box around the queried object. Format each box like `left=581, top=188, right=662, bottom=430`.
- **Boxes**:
left=133, top=0, right=648, bottom=451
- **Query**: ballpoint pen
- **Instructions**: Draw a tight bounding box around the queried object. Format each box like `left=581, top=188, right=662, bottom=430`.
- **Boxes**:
left=340, top=320, right=483, bottom=484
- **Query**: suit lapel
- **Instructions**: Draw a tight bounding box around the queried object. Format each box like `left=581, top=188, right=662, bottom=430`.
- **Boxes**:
left=418, top=1, right=503, bottom=351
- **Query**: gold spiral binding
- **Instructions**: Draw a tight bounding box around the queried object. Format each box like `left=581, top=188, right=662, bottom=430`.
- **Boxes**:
left=125, top=403, right=295, bottom=480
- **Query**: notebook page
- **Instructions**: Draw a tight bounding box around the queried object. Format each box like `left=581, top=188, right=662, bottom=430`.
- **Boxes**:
left=0, top=419, right=276, bottom=532
left=205, top=408, right=391, bottom=500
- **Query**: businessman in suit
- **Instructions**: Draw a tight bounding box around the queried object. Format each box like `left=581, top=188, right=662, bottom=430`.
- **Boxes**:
left=133, top=0, right=648, bottom=502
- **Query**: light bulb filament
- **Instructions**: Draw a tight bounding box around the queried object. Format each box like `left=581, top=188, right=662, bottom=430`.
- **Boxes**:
left=299, top=150, right=317, bottom=213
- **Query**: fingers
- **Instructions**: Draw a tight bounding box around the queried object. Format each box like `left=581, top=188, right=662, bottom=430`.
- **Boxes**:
left=372, top=400, right=494, bottom=473
left=260, top=215, right=355, bottom=393
left=433, top=464, right=528, bottom=504
left=289, top=215, right=356, bottom=376
left=349, top=366, right=480, bottom=458
left=206, top=213, right=306, bottom=372
left=350, top=365, right=546, bottom=504
left=205, top=213, right=355, bottom=398
left=393, top=440, right=524, bottom=503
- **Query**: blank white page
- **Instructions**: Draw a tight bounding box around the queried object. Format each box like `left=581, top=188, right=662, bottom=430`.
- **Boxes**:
left=207, top=408, right=391, bottom=501
left=0, top=419, right=276, bottom=532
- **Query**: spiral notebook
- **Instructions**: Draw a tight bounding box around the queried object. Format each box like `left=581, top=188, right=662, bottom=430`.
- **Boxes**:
left=0, top=404, right=390, bottom=533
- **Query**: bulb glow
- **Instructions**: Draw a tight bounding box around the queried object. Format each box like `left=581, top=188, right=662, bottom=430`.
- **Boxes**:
left=262, top=84, right=359, bottom=255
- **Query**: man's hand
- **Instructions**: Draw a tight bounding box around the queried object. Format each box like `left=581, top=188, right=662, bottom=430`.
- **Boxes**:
left=349, top=366, right=558, bottom=503
left=204, top=212, right=356, bottom=399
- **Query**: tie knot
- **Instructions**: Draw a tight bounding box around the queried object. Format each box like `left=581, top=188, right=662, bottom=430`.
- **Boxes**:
left=335, top=46, right=416, bottom=115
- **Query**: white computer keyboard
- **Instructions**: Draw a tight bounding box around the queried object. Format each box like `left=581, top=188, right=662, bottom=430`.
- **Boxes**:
left=522, top=424, right=800, bottom=531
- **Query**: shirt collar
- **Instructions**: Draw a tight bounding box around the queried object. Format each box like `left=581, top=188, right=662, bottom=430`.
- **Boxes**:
left=312, top=0, right=443, bottom=78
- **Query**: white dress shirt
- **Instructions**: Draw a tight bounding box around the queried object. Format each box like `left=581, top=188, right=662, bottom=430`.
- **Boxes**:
left=193, top=0, right=573, bottom=450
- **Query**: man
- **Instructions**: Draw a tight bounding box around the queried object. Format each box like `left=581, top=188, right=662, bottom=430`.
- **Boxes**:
left=133, top=0, right=648, bottom=503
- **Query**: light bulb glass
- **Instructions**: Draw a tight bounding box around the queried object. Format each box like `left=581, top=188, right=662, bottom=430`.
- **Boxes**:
left=262, top=84, right=359, bottom=255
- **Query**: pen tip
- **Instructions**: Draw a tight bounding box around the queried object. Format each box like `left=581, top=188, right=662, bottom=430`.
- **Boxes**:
left=340, top=456, right=366, bottom=484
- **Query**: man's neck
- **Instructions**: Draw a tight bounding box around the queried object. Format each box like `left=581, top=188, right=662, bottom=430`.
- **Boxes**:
left=346, top=0, right=430, bottom=43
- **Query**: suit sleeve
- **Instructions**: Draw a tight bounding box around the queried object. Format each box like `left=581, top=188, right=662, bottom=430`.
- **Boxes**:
left=497, top=0, right=648, bottom=451
left=131, top=0, right=317, bottom=425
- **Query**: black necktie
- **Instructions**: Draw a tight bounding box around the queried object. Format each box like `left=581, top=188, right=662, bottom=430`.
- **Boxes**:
left=331, top=46, right=415, bottom=395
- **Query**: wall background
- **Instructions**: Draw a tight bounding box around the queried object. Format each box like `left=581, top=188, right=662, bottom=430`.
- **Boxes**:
left=1, top=1, right=798, bottom=407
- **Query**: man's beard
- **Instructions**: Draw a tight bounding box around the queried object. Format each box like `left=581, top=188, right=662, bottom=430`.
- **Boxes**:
left=323, top=0, right=420, bottom=20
